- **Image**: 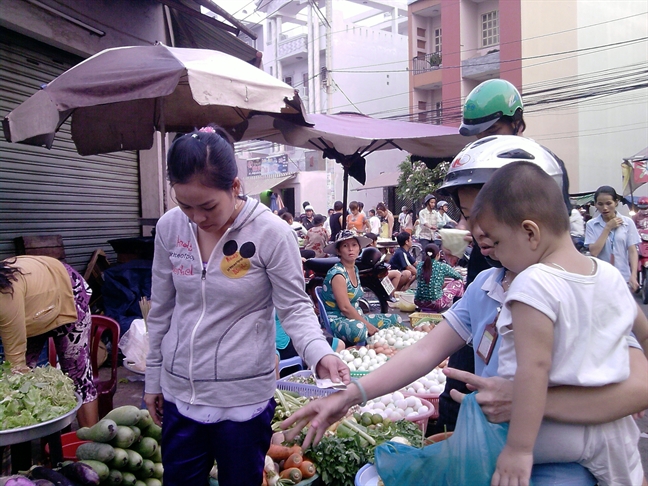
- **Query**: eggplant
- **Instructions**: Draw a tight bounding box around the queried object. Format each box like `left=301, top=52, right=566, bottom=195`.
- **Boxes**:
left=0, top=476, right=37, bottom=486
left=58, top=462, right=101, bottom=486
left=26, top=467, right=74, bottom=486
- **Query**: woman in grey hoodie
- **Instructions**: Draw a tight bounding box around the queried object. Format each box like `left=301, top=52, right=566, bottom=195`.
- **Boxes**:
left=144, top=125, right=349, bottom=486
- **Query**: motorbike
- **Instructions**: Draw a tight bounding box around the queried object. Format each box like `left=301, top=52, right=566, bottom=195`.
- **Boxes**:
left=304, top=246, right=392, bottom=314
left=636, top=227, right=648, bottom=304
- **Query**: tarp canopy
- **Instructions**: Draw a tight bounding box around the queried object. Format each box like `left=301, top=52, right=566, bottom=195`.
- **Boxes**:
left=352, top=171, right=400, bottom=191
left=242, top=173, right=296, bottom=196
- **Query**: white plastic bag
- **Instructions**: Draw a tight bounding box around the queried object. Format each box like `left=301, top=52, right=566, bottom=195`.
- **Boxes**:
left=118, top=318, right=149, bottom=373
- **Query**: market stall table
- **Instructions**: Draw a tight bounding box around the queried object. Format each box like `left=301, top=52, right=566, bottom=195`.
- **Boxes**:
left=0, top=395, right=81, bottom=473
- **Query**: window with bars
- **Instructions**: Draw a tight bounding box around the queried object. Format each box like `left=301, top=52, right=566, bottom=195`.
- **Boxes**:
left=481, top=10, right=499, bottom=47
left=434, top=28, right=442, bottom=53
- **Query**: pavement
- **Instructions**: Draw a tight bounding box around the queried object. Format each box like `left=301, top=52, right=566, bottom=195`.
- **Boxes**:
left=94, top=296, right=648, bottom=480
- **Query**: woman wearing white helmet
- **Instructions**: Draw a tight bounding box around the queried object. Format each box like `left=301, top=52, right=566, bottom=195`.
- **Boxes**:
left=433, top=79, right=572, bottom=440
left=281, top=136, right=648, bottom=486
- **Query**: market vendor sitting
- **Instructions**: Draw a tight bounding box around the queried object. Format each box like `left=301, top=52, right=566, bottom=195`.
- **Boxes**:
left=389, top=232, right=418, bottom=291
left=0, top=255, right=98, bottom=427
left=320, top=231, right=401, bottom=345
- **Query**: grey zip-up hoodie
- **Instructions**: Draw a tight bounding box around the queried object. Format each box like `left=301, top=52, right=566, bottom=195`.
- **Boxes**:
left=145, top=197, right=334, bottom=407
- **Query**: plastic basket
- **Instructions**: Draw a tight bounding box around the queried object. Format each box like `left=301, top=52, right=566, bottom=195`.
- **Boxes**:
left=409, top=312, right=443, bottom=328
left=277, top=370, right=339, bottom=398
left=350, top=370, right=370, bottom=378
left=402, top=391, right=440, bottom=420
left=44, top=431, right=90, bottom=462
left=403, top=397, right=436, bottom=432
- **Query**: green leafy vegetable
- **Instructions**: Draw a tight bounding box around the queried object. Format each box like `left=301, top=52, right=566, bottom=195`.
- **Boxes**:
left=0, top=362, right=77, bottom=430
left=299, top=418, right=423, bottom=485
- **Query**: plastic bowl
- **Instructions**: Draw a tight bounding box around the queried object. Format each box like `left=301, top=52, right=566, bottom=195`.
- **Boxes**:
left=44, top=431, right=90, bottom=462
left=399, top=293, right=415, bottom=305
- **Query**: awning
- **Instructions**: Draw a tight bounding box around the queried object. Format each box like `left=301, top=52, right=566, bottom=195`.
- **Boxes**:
left=352, top=171, right=400, bottom=191
left=243, top=173, right=297, bottom=196
left=163, top=1, right=259, bottom=64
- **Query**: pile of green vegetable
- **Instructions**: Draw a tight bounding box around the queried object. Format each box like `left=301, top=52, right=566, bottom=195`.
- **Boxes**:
left=73, top=405, right=163, bottom=486
left=299, top=414, right=423, bottom=485
left=0, top=363, right=77, bottom=431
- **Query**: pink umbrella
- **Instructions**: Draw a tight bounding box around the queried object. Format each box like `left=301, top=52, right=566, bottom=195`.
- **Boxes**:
left=243, top=112, right=472, bottom=219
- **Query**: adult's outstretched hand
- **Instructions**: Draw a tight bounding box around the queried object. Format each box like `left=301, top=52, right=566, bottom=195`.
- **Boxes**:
left=443, top=367, right=513, bottom=423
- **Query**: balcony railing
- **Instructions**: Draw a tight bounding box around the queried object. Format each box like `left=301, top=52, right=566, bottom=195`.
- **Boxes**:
left=412, top=52, right=442, bottom=75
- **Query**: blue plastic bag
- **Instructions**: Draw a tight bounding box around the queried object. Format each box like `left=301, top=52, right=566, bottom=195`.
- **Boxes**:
left=375, top=392, right=509, bottom=486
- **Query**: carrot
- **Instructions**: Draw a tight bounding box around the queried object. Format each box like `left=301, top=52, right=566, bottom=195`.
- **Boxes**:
left=262, top=470, right=268, bottom=486
left=267, top=444, right=301, bottom=462
left=299, top=460, right=316, bottom=479
left=280, top=468, right=302, bottom=483
left=283, top=453, right=302, bottom=470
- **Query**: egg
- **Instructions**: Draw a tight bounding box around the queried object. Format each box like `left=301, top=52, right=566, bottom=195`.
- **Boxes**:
left=417, top=405, right=429, bottom=414
left=406, top=396, right=419, bottom=408
left=395, top=399, right=408, bottom=410
left=381, top=395, right=392, bottom=405
left=392, top=391, right=404, bottom=402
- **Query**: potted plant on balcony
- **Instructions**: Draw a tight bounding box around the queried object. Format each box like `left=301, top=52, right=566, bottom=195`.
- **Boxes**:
left=428, top=52, right=442, bottom=68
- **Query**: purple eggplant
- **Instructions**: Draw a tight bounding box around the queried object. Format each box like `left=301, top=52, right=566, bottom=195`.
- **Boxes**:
left=26, top=467, right=74, bottom=486
left=58, top=462, right=100, bottom=486
left=0, top=475, right=37, bottom=486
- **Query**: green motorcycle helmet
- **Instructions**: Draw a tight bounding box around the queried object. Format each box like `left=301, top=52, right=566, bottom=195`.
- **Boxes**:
left=459, top=79, right=523, bottom=136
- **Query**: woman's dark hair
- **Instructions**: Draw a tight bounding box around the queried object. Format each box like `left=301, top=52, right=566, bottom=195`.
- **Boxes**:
left=313, top=214, right=326, bottom=226
left=376, top=202, right=387, bottom=212
left=280, top=212, right=293, bottom=223
left=349, top=201, right=359, bottom=211
left=500, top=111, right=526, bottom=136
left=0, top=259, right=23, bottom=295
left=167, top=124, right=237, bottom=191
left=594, top=185, right=619, bottom=203
left=422, top=243, right=441, bottom=284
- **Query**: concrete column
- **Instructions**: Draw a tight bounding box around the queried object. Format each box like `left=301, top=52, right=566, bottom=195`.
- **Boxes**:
left=313, top=11, right=321, bottom=113
left=325, top=0, right=332, bottom=114
left=307, top=4, right=314, bottom=113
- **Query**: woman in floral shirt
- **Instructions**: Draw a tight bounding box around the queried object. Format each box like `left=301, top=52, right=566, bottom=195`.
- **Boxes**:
left=414, top=243, right=464, bottom=312
left=304, top=214, right=330, bottom=257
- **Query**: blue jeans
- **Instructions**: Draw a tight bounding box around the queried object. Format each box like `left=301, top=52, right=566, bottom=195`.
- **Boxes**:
left=161, top=399, right=276, bottom=486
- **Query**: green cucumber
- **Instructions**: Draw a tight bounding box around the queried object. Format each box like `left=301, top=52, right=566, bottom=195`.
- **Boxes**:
left=104, top=469, right=123, bottom=486
left=78, top=460, right=110, bottom=482
left=125, top=450, right=143, bottom=471
left=76, top=419, right=118, bottom=443
left=110, top=426, right=136, bottom=449
left=121, top=471, right=137, bottom=486
left=104, top=406, right=142, bottom=426
left=141, top=423, right=161, bottom=443
left=131, top=437, right=157, bottom=459
left=75, top=442, right=115, bottom=463
left=108, top=448, right=129, bottom=470
left=151, top=463, right=163, bottom=479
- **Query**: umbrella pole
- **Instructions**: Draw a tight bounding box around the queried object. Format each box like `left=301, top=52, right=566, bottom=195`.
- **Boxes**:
left=342, top=168, right=349, bottom=229
left=159, top=98, right=168, bottom=213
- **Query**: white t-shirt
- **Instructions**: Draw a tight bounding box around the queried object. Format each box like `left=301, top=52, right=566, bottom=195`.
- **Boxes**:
left=369, top=215, right=381, bottom=234
left=497, top=259, right=635, bottom=386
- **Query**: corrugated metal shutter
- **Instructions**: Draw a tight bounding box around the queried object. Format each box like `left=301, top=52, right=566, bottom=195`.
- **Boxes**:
left=0, top=29, right=141, bottom=270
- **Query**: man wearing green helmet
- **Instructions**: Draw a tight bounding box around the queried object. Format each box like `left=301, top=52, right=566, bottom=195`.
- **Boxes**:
left=459, top=78, right=525, bottom=137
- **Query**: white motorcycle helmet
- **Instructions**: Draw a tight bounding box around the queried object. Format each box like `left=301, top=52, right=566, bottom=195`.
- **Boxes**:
left=440, top=135, right=564, bottom=197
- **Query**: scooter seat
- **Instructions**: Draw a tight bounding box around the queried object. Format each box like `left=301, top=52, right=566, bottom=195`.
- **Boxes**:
left=304, top=257, right=340, bottom=274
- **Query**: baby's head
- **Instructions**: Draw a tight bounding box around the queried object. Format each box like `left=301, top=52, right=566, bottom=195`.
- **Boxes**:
left=471, top=161, right=570, bottom=271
